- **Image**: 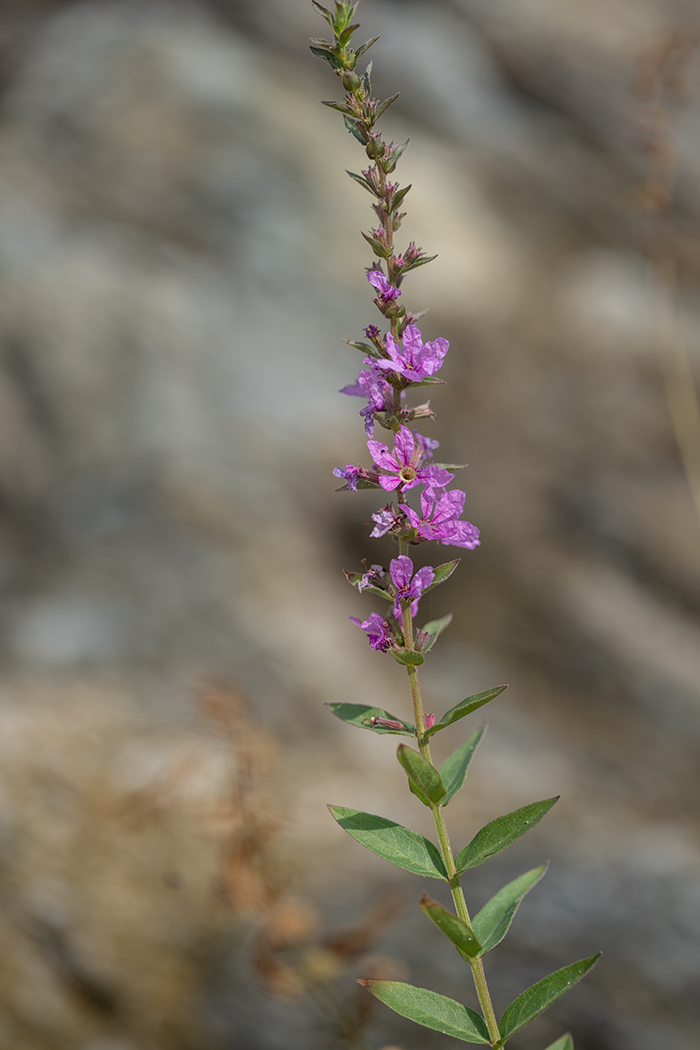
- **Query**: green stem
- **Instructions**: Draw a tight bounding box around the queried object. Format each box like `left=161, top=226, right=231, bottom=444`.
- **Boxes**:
left=397, top=542, right=501, bottom=1046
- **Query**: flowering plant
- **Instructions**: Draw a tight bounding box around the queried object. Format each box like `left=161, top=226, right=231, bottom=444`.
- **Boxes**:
left=312, top=4, right=599, bottom=1047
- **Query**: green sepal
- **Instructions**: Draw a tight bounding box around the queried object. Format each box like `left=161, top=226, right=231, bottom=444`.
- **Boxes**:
left=328, top=806, right=447, bottom=879
left=498, top=955, right=601, bottom=1043
left=421, top=559, right=460, bottom=595
left=420, top=893, right=482, bottom=959
left=359, top=980, right=489, bottom=1044
left=310, top=46, right=344, bottom=71
left=376, top=92, right=400, bottom=120
left=426, top=685, right=507, bottom=738
left=361, top=231, right=390, bottom=258
left=416, top=613, right=452, bottom=655
left=455, top=798, right=559, bottom=875
left=439, top=723, right=486, bottom=805
left=344, top=115, right=367, bottom=144
left=472, top=863, right=548, bottom=954
left=325, top=702, right=415, bottom=736
left=321, top=99, right=357, bottom=116
left=345, top=171, right=375, bottom=195
left=543, top=1035, right=574, bottom=1050
left=393, top=648, right=425, bottom=666
left=397, top=745, right=446, bottom=805
left=402, top=253, right=438, bottom=273
left=354, top=35, right=379, bottom=61
left=343, top=569, right=392, bottom=601
left=385, top=138, right=410, bottom=173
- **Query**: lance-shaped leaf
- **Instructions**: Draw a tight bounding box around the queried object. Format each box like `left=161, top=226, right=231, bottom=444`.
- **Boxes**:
left=393, top=648, right=425, bottom=666
left=376, top=92, right=400, bottom=120
left=361, top=231, right=390, bottom=258
left=544, top=1036, right=574, bottom=1050
left=325, top=702, right=414, bottom=736
left=342, top=338, right=376, bottom=354
left=439, top=724, right=486, bottom=805
left=343, top=570, right=392, bottom=601
left=455, top=798, right=559, bottom=874
left=385, top=138, right=410, bottom=173
left=345, top=170, right=375, bottom=195
left=498, top=955, right=601, bottom=1042
left=389, top=184, right=411, bottom=211
left=409, top=375, right=446, bottom=387
left=416, top=613, right=452, bottom=655
left=311, top=1, right=334, bottom=26
left=359, top=981, right=490, bottom=1044
left=344, top=115, right=367, bottom=144
left=338, top=22, right=361, bottom=48
left=354, top=35, right=380, bottom=62
left=421, top=559, right=460, bottom=595
left=472, top=863, right=548, bottom=954
left=329, top=806, right=447, bottom=879
left=420, top=893, right=481, bottom=959
left=321, top=99, right=357, bottom=116
left=426, top=685, right=507, bottom=738
left=397, top=745, right=446, bottom=805
left=403, top=253, right=439, bottom=273
left=309, top=46, right=344, bottom=71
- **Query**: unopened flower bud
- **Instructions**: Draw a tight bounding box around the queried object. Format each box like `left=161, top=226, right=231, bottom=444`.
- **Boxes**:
left=343, top=71, right=361, bottom=91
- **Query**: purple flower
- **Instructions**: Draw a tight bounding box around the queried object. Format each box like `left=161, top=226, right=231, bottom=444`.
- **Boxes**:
left=340, top=368, right=393, bottom=436
left=357, top=564, right=385, bottom=592
left=349, top=611, right=394, bottom=652
left=389, top=555, right=435, bottom=618
left=365, top=324, right=380, bottom=339
left=368, top=270, right=401, bottom=301
left=370, top=503, right=401, bottom=538
left=400, top=488, right=480, bottom=549
left=367, top=425, right=454, bottom=493
left=333, top=464, right=364, bottom=491
left=373, top=325, right=448, bottom=383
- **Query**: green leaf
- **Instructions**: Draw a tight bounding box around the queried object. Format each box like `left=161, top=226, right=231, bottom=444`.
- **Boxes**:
left=385, top=137, right=410, bottom=173
left=416, top=613, right=452, bottom=655
left=439, top=724, right=486, bottom=805
left=455, top=798, right=559, bottom=874
left=472, top=863, right=548, bottom=954
left=343, top=114, right=367, bottom=144
left=376, top=92, right=400, bottom=120
left=409, top=375, right=446, bottom=387
left=422, top=559, right=460, bottom=595
left=389, top=184, right=411, bottom=210
left=393, top=648, right=425, bottom=666
left=403, top=253, right=439, bottom=273
left=311, top=1, right=334, bottom=27
left=325, top=702, right=415, bottom=736
left=499, top=956, right=601, bottom=1042
left=321, top=99, right=356, bottom=116
left=329, top=806, right=447, bottom=879
left=426, top=685, right=507, bottom=738
left=434, top=462, right=467, bottom=471
left=359, top=980, right=490, bottom=1044
left=543, top=1036, right=574, bottom=1050
left=342, top=338, right=376, bottom=353
left=310, top=46, right=344, bottom=71
left=354, top=35, right=379, bottom=61
left=397, top=745, right=446, bottom=805
left=361, top=231, right=390, bottom=258
left=343, top=570, right=392, bottom=601
left=420, top=893, right=482, bottom=959
left=338, top=22, right=361, bottom=48
left=345, top=171, right=375, bottom=195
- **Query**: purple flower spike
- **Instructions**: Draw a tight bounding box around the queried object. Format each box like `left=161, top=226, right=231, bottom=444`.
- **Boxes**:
left=373, top=324, right=449, bottom=383
left=349, top=612, right=394, bottom=652
left=400, top=488, right=480, bottom=549
left=367, top=270, right=401, bottom=301
left=389, top=554, right=435, bottom=618
left=368, top=425, right=454, bottom=493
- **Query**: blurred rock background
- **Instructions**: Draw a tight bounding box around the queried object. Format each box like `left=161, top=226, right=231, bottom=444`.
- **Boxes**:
left=0, top=0, right=699, bottom=1047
